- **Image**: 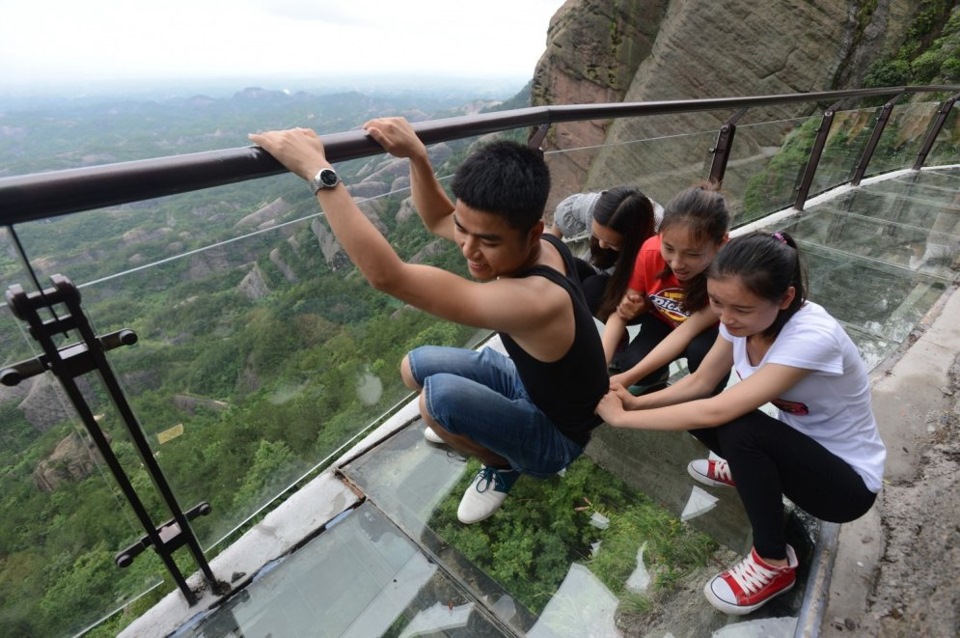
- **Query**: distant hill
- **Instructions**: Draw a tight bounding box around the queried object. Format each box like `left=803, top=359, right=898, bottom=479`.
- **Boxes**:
left=0, top=81, right=526, bottom=177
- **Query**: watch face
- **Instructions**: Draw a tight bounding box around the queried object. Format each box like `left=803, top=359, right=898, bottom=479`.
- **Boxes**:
left=320, top=169, right=338, bottom=187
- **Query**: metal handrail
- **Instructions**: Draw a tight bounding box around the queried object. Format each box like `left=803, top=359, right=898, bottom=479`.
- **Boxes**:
left=2, top=85, right=958, bottom=225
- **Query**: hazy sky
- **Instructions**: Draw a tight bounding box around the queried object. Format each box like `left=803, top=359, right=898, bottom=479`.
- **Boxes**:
left=0, top=0, right=566, bottom=89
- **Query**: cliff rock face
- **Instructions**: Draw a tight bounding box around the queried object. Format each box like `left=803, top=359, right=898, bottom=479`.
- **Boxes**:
left=19, top=376, right=74, bottom=432
left=534, top=0, right=668, bottom=203
left=235, top=197, right=291, bottom=229
left=237, top=264, right=271, bottom=300
left=269, top=247, right=299, bottom=283
left=534, top=0, right=915, bottom=206
left=34, top=432, right=106, bottom=492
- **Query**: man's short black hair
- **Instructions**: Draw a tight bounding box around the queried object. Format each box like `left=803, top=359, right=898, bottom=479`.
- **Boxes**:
left=451, top=140, right=550, bottom=232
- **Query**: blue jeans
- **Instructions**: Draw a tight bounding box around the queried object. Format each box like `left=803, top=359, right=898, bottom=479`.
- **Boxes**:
left=407, top=345, right=584, bottom=478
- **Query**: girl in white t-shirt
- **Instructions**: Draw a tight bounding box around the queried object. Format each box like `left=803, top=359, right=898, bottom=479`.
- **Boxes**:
left=596, top=230, right=885, bottom=616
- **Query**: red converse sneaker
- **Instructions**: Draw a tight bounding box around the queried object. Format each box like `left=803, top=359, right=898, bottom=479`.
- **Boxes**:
left=704, top=545, right=798, bottom=615
left=687, top=457, right=736, bottom=487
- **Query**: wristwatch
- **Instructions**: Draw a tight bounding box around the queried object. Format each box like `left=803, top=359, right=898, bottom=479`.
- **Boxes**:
left=310, top=167, right=340, bottom=194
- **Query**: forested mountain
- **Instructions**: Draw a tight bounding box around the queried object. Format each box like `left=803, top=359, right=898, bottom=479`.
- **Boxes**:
left=0, top=81, right=527, bottom=637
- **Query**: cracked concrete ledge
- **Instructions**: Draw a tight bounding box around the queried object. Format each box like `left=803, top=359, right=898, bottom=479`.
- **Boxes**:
left=820, top=282, right=960, bottom=636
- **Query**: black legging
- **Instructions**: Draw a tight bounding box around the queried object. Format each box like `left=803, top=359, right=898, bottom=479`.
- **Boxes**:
left=690, top=410, right=878, bottom=559
left=575, top=258, right=727, bottom=394
left=573, top=258, right=609, bottom=316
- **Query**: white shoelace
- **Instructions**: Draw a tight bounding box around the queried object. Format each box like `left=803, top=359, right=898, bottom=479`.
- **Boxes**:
left=727, top=553, right=779, bottom=594
left=712, top=459, right=734, bottom=483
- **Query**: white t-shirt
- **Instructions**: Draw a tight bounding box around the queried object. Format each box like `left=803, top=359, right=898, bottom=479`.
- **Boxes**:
left=720, top=302, right=886, bottom=492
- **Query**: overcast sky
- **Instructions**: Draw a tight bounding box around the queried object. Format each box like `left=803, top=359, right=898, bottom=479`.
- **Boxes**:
left=0, top=0, right=566, bottom=90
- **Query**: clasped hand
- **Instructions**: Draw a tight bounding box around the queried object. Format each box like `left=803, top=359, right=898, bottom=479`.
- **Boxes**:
left=595, top=382, right=636, bottom=427
left=617, top=291, right=644, bottom=320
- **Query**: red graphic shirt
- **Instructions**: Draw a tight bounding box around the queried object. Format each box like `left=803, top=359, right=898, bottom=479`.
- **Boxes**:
left=627, top=235, right=688, bottom=328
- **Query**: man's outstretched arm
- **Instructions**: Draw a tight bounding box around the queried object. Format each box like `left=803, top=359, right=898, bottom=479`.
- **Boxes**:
left=248, top=127, right=557, bottom=335
left=363, top=117, right=456, bottom=241
left=249, top=127, right=406, bottom=289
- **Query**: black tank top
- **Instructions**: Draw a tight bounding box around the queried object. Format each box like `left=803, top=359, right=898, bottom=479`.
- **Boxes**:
left=499, top=234, right=608, bottom=446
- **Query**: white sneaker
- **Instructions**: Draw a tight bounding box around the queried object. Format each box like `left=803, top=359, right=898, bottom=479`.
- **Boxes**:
left=457, top=466, right=519, bottom=524
left=423, top=425, right=446, bottom=445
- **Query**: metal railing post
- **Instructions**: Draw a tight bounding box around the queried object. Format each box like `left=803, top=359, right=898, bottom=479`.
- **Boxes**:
left=528, top=123, right=550, bottom=155
left=793, top=101, right=842, bottom=211
left=852, top=94, right=903, bottom=185
left=913, top=92, right=960, bottom=170
left=708, top=108, right=748, bottom=186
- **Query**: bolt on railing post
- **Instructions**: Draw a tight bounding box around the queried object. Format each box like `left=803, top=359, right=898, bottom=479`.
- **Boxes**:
left=912, top=93, right=960, bottom=170
left=794, top=101, right=842, bottom=211
left=708, top=108, right=748, bottom=186
left=851, top=94, right=903, bottom=185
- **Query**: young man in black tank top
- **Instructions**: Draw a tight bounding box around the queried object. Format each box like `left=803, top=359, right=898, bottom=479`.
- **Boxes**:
left=250, top=118, right=608, bottom=524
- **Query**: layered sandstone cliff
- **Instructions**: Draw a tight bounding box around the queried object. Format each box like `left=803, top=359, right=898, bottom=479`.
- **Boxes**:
left=533, top=0, right=916, bottom=208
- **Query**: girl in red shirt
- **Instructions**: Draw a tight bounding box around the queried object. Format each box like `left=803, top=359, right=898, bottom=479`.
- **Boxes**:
left=602, top=183, right=730, bottom=392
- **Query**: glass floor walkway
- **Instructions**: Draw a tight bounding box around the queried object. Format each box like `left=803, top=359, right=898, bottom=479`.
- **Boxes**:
left=137, top=166, right=960, bottom=638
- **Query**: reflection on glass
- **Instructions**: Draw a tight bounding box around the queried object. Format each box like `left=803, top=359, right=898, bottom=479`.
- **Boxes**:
left=864, top=101, right=939, bottom=177
left=809, top=108, right=877, bottom=195
left=925, top=106, right=960, bottom=167
left=343, top=423, right=760, bottom=637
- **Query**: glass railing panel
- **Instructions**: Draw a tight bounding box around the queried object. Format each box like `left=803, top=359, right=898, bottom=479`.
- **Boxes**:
left=732, top=115, right=816, bottom=226
left=547, top=126, right=721, bottom=216
left=863, top=101, right=940, bottom=178
left=0, top=233, right=164, bottom=637
left=843, top=324, right=901, bottom=373
left=808, top=107, right=879, bottom=195
left=9, top=142, right=492, bottom=552
left=3, top=127, right=504, bottom=634
left=768, top=224, right=947, bottom=345
left=924, top=105, right=960, bottom=167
